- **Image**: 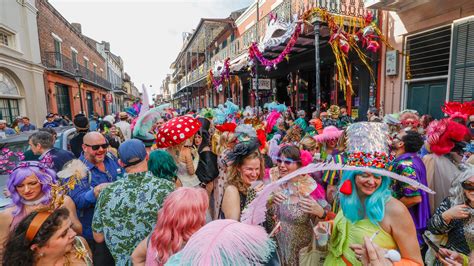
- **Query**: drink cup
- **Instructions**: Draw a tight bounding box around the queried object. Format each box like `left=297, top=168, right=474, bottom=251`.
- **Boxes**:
left=316, top=223, right=329, bottom=247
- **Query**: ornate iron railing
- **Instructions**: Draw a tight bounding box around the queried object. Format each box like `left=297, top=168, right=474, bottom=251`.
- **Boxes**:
left=42, top=52, right=112, bottom=90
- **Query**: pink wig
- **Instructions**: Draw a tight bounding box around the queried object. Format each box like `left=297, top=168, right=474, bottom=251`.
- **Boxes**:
left=149, top=187, right=209, bottom=265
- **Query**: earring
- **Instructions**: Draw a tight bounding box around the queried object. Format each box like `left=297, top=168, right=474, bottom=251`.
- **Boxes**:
left=39, top=253, right=44, bottom=257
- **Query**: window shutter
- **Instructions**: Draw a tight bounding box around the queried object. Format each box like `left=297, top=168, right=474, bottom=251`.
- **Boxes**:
left=450, top=17, right=474, bottom=102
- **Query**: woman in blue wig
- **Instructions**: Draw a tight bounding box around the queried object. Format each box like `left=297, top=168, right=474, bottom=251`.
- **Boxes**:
left=315, top=122, right=424, bottom=265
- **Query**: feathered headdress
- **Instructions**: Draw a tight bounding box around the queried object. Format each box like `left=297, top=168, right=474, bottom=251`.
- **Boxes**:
left=426, top=118, right=469, bottom=156
left=266, top=110, right=281, bottom=133
left=179, top=219, right=275, bottom=266
left=235, top=124, right=257, bottom=142
left=200, top=108, right=215, bottom=119
left=215, top=122, right=237, bottom=133
left=442, top=101, right=474, bottom=122
left=226, top=139, right=260, bottom=166
left=264, top=102, right=287, bottom=113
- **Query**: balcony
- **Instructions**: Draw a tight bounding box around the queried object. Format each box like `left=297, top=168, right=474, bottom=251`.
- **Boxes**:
left=112, top=84, right=127, bottom=94
left=42, top=52, right=112, bottom=90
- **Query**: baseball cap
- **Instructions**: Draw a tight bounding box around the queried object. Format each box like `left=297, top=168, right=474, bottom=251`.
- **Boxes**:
left=118, top=139, right=147, bottom=167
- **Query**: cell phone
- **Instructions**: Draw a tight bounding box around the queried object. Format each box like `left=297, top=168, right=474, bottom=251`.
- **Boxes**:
left=422, top=234, right=440, bottom=253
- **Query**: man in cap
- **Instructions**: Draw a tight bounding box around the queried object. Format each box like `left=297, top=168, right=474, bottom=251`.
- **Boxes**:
left=70, top=114, right=89, bottom=158
left=92, top=139, right=174, bottom=265
left=43, top=113, right=59, bottom=128
left=115, top=112, right=131, bottom=140
left=68, top=132, right=121, bottom=263
left=0, top=120, right=15, bottom=136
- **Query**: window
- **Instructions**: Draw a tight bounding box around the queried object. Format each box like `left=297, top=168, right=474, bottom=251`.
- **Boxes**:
left=84, top=59, right=89, bottom=79
left=450, top=17, right=474, bottom=102
left=406, top=26, right=451, bottom=79
left=93, top=65, right=97, bottom=81
left=0, top=32, right=8, bottom=46
left=0, top=71, right=20, bottom=124
left=71, top=51, right=78, bottom=69
left=54, top=39, right=62, bottom=67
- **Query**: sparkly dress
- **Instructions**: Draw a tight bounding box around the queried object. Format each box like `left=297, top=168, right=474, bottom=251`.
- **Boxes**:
left=273, top=174, right=318, bottom=266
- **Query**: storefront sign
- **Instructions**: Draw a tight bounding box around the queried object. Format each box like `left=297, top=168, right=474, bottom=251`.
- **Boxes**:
left=385, top=50, right=399, bottom=76
left=252, top=79, right=271, bottom=90
left=105, top=94, right=112, bottom=103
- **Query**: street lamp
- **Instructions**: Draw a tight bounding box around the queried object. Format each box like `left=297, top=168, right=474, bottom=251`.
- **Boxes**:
left=74, top=68, right=84, bottom=114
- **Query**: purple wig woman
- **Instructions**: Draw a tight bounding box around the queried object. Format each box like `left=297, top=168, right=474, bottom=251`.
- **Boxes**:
left=7, top=161, right=56, bottom=216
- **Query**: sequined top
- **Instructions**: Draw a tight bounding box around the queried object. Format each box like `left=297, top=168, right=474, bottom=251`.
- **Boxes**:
left=428, top=197, right=473, bottom=265
left=274, top=174, right=318, bottom=266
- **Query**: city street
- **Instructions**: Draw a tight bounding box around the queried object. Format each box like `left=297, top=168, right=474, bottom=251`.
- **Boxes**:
left=0, top=0, right=473, bottom=265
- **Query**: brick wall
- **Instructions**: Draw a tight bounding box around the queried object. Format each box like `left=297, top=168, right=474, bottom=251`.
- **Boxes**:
left=36, top=0, right=106, bottom=78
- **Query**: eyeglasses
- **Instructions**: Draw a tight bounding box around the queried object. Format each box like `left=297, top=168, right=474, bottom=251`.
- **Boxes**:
left=461, top=182, right=474, bottom=191
left=275, top=157, right=299, bottom=165
left=84, top=142, right=109, bottom=151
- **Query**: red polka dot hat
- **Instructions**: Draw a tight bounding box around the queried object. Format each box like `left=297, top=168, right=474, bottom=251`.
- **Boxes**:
left=155, top=115, right=202, bottom=148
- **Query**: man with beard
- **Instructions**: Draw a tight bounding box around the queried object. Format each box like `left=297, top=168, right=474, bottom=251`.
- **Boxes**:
left=390, top=129, right=430, bottom=250
left=69, top=131, right=121, bottom=264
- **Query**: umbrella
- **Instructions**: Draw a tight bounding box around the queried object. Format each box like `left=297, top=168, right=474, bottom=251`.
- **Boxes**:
left=155, top=116, right=201, bottom=148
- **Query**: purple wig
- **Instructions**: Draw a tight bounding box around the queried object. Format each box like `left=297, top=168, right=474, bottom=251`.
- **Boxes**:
left=7, top=161, right=56, bottom=216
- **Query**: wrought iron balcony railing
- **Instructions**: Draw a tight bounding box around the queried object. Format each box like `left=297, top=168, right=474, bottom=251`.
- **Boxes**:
left=42, top=52, right=112, bottom=90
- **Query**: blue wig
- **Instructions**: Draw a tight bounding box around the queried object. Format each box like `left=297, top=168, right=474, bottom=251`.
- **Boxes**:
left=338, top=170, right=392, bottom=225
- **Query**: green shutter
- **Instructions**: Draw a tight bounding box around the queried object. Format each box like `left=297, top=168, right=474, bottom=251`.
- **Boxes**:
left=450, top=18, right=474, bottom=102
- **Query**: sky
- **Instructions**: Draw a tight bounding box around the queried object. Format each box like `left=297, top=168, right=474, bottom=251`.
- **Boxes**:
left=49, top=0, right=253, bottom=97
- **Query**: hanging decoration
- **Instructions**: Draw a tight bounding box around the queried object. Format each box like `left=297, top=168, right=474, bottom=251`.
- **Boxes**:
left=244, top=7, right=396, bottom=100
left=207, top=58, right=230, bottom=92
left=248, top=22, right=302, bottom=71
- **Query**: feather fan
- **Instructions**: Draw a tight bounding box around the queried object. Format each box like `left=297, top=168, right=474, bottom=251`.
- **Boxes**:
left=133, top=103, right=170, bottom=137
left=138, top=84, right=150, bottom=116
left=241, top=162, right=435, bottom=225
left=179, top=219, right=275, bottom=266
left=57, top=159, right=88, bottom=180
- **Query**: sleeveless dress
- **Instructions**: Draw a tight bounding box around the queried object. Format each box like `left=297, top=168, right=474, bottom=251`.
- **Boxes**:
left=176, top=152, right=200, bottom=188
left=324, top=211, right=398, bottom=266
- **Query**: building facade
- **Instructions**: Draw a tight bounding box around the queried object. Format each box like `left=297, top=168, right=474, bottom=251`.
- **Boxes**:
left=372, top=0, right=474, bottom=118
left=171, top=0, right=376, bottom=119
left=0, top=0, right=47, bottom=126
left=36, top=0, right=112, bottom=119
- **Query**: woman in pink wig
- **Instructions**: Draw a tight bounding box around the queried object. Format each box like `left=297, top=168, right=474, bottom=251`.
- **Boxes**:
left=131, top=187, right=209, bottom=266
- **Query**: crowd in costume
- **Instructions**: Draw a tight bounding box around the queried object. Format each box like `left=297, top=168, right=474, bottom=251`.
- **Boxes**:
left=0, top=99, right=472, bottom=265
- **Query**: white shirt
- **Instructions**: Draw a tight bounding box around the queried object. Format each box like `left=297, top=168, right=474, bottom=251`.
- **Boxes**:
left=115, top=121, right=131, bottom=140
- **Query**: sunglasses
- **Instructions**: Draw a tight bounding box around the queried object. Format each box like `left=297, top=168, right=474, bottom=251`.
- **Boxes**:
left=461, top=182, right=474, bottom=191
left=85, top=142, right=109, bottom=151
left=275, top=157, right=300, bottom=165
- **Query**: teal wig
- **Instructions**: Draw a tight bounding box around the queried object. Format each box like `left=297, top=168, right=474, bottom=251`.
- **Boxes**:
left=148, top=150, right=178, bottom=182
left=338, top=170, right=392, bottom=225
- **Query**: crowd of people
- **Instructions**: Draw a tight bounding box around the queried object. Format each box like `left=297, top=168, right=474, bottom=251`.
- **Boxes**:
left=0, top=99, right=473, bottom=266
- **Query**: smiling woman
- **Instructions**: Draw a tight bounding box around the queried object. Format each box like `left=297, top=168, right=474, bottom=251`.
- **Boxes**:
left=3, top=208, right=92, bottom=266
left=220, top=139, right=264, bottom=221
